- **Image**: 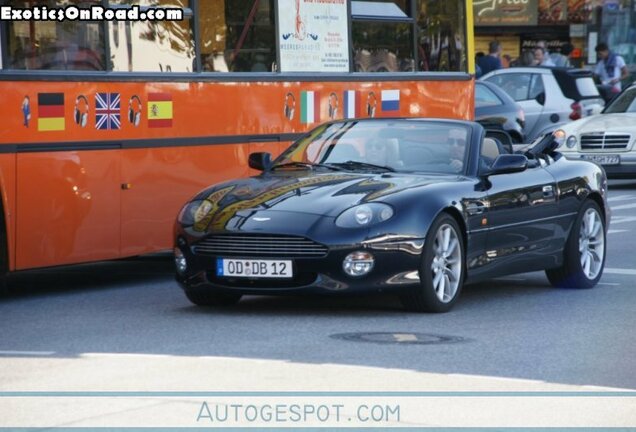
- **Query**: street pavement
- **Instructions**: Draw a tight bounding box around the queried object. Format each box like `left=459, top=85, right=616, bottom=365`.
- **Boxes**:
left=0, top=180, right=635, bottom=428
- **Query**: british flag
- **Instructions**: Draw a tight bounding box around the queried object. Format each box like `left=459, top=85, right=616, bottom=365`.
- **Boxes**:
left=95, top=93, right=121, bottom=130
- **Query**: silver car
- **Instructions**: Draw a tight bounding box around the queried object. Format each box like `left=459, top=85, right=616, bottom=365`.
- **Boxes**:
left=556, top=83, right=636, bottom=179
left=481, top=67, right=605, bottom=142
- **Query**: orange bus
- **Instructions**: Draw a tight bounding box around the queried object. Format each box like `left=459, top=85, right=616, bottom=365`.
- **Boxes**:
left=0, top=0, right=475, bottom=285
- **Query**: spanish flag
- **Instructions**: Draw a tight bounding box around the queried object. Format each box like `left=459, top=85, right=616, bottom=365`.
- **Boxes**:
left=38, top=93, right=65, bottom=131
left=147, top=93, right=173, bottom=128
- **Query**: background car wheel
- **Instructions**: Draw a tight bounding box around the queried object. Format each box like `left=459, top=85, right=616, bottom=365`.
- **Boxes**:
left=401, top=213, right=465, bottom=313
left=184, top=288, right=242, bottom=307
left=546, top=200, right=606, bottom=289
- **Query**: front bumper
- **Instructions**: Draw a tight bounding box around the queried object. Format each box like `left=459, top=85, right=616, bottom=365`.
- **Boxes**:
left=175, top=237, right=424, bottom=295
left=563, top=151, right=636, bottom=179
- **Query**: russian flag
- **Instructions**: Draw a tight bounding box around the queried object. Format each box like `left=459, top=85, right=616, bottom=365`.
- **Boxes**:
left=381, top=90, right=400, bottom=112
left=343, top=90, right=360, bottom=119
left=301, top=91, right=320, bottom=124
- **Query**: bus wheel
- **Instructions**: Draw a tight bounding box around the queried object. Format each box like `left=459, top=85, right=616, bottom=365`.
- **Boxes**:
left=184, top=288, right=242, bottom=307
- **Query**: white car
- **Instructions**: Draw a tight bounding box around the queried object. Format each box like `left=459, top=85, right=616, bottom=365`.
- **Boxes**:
left=481, top=67, right=605, bottom=142
left=556, top=83, right=636, bottom=178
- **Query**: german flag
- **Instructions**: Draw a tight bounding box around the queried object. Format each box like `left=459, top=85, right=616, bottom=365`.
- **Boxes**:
left=38, top=93, right=65, bottom=131
left=147, top=93, right=172, bottom=128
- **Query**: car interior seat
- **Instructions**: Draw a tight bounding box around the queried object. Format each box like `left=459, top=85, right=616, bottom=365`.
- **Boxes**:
left=481, top=138, right=501, bottom=171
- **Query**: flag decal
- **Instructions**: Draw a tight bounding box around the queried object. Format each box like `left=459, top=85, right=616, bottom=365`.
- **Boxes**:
left=147, top=93, right=173, bottom=128
left=343, top=90, right=360, bottom=119
left=95, top=93, right=121, bottom=130
left=38, top=93, right=65, bottom=131
left=381, top=90, right=400, bottom=112
left=301, top=91, right=320, bottom=124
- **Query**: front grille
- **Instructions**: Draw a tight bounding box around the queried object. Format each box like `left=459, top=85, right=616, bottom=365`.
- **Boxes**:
left=193, top=234, right=328, bottom=258
left=580, top=133, right=631, bottom=150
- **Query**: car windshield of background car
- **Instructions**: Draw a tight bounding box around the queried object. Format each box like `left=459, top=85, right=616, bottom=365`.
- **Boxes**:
left=604, top=88, right=636, bottom=113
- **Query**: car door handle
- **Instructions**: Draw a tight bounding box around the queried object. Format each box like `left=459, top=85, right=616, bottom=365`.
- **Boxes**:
left=542, top=185, right=554, bottom=197
left=466, top=202, right=486, bottom=215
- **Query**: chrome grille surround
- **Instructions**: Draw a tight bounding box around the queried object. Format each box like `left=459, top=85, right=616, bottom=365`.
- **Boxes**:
left=580, top=132, right=631, bottom=151
left=193, top=234, right=328, bottom=258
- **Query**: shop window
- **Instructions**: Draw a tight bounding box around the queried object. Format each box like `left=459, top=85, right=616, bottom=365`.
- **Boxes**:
left=108, top=0, right=194, bottom=72
left=198, top=0, right=275, bottom=73
left=4, top=0, right=105, bottom=71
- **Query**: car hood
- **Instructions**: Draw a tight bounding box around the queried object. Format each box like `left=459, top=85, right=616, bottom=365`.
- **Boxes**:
left=563, top=113, right=636, bottom=135
left=189, top=171, right=462, bottom=233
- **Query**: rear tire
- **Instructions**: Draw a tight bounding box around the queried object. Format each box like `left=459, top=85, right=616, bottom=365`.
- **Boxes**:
left=400, top=213, right=465, bottom=313
left=546, top=200, right=606, bottom=289
left=184, top=288, right=242, bottom=307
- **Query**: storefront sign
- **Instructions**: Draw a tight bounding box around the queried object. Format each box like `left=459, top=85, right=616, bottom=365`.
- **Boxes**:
left=473, top=0, right=539, bottom=26
left=278, top=0, right=349, bottom=72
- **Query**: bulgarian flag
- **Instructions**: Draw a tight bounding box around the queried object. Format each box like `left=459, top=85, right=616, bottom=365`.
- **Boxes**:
left=343, top=90, right=361, bottom=119
left=147, top=92, right=173, bottom=128
left=38, top=93, right=65, bottom=131
left=300, top=91, right=320, bottom=124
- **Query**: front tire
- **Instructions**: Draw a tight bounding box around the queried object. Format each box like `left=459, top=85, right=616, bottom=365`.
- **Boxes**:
left=546, top=200, right=606, bottom=289
left=401, top=213, right=465, bottom=313
left=184, top=288, right=242, bottom=307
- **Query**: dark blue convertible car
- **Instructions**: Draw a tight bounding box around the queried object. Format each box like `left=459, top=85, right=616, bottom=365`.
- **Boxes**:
left=174, top=119, right=609, bottom=312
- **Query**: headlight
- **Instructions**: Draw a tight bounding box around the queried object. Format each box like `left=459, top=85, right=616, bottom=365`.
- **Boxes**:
left=335, top=203, right=394, bottom=228
left=566, top=135, right=577, bottom=149
left=177, top=200, right=213, bottom=226
left=552, top=129, right=566, bottom=147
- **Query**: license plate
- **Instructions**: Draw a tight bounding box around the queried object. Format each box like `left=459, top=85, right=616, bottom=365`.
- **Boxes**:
left=217, top=258, right=293, bottom=278
left=581, top=154, right=620, bottom=165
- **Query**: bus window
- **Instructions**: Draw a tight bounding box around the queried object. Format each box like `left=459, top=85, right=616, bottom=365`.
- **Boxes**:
left=109, top=0, right=194, bottom=72
left=198, top=0, right=276, bottom=73
left=417, top=0, right=467, bottom=72
left=352, top=22, right=414, bottom=73
left=4, top=0, right=105, bottom=71
left=351, top=1, right=415, bottom=73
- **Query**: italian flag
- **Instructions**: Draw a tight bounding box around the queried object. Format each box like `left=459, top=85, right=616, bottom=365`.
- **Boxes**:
left=301, top=91, right=320, bottom=124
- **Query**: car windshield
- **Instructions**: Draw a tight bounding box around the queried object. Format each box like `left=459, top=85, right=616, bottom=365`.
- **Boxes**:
left=603, top=87, right=636, bottom=113
left=274, top=120, right=471, bottom=174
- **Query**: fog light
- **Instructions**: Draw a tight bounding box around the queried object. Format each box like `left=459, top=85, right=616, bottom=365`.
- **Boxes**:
left=174, top=247, right=187, bottom=274
left=566, top=136, right=577, bottom=148
left=343, top=251, right=374, bottom=277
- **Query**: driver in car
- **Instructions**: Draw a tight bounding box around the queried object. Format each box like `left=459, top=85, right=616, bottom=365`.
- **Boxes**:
left=364, top=137, right=390, bottom=166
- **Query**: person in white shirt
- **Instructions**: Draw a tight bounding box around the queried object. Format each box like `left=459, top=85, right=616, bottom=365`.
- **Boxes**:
left=533, top=47, right=555, bottom=66
left=594, top=42, right=629, bottom=93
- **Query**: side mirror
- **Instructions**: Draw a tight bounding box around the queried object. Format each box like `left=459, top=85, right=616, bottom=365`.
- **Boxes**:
left=489, top=154, right=528, bottom=175
left=535, top=92, right=546, bottom=106
left=248, top=152, right=272, bottom=171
